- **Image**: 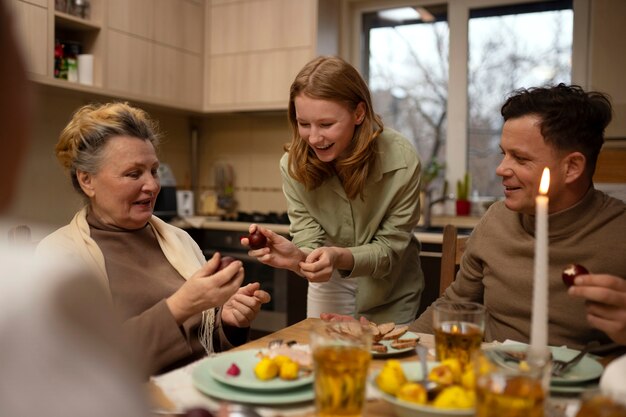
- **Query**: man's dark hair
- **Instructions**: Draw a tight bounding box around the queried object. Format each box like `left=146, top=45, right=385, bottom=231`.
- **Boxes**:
left=501, top=83, right=612, bottom=177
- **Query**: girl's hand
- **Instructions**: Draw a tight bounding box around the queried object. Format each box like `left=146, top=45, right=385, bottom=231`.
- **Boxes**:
left=241, top=224, right=306, bottom=273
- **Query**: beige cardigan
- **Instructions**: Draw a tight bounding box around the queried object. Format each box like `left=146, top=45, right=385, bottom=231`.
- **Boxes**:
left=37, top=207, right=224, bottom=375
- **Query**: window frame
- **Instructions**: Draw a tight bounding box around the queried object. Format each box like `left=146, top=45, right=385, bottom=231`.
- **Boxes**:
left=342, top=0, right=590, bottom=190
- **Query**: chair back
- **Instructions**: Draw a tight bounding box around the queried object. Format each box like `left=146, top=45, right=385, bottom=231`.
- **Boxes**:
left=439, top=224, right=468, bottom=295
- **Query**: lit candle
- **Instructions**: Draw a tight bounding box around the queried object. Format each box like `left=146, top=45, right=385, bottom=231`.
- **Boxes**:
left=530, top=167, right=550, bottom=350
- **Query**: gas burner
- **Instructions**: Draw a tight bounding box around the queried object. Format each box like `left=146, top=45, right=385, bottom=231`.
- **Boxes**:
left=226, top=211, right=290, bottom=225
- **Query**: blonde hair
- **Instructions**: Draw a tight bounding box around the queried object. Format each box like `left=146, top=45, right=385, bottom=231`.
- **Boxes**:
left=285, top=56, right=383, bottom=200
left=56, top=102, right=160, bottom=196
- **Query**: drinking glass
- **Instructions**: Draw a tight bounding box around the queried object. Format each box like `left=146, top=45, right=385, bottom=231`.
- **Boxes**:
left=475, top=348, right=550, bottom=417
left=433, top=300, right=486, bottom=367
left=575, top=388, right=626, bottom=417
left=310, top=321, right=372, bottom=417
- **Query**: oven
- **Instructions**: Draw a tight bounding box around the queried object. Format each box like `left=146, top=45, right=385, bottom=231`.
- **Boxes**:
left=186, top=226, right=307, bottom=336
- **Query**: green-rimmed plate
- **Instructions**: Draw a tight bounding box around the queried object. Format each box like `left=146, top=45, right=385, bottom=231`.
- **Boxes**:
left=207, top=349, right=313, bottom=391
left=493, top=343, right=603, bottom=385
left=192, top=357, right=314, bottom=405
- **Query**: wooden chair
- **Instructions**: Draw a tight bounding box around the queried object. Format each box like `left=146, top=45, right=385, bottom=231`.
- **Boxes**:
left=439, top=224, right=469, bottom=295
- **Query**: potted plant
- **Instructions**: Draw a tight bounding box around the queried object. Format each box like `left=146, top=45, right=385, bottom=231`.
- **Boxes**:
left=456, top=173, right=471, bottom=216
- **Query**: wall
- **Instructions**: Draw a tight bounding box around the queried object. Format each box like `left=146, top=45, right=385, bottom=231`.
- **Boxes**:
left=8, top=85, right=194, bottom=232
left=197, top=112, right=291, bottom=214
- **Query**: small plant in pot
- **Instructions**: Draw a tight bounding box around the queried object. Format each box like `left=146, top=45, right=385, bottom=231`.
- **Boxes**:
left=456, top=173, right=471, bottom=216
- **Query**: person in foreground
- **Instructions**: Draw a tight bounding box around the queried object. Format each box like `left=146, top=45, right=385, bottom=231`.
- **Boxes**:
left=325, top=84, right=626, bottom=350
left=37, top=102, right=271, bottom=376
left=242, top=56, right=424, bottom=325
left=1, top=2, right=149, bottom=416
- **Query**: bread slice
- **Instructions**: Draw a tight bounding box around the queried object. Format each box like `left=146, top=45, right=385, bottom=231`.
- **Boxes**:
left=390, top=338, right=418, bottom=350
left=371, top=343, right=388, bottom=353
left=382, top=325, right=409, bottom=340
left=377, top=322, right=396, bottom=336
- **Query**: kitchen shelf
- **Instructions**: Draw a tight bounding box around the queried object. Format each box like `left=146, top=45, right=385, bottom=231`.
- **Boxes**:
left=54, top=11, right=101, bottom=32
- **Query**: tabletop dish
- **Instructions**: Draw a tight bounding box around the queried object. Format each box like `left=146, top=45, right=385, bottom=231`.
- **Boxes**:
left=208, top=349, right=313, bottom=391
left=371, top=361, right=474, bottom=417
left=192, top=357, right=314, bottom=405
left=372, top=331, right=420, bottom=358
left=493, top=344, right=603, bottom=385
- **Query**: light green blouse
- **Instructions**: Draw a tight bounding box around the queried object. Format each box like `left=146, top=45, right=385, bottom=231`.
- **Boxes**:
left=280, top=129, right=425, bottom=324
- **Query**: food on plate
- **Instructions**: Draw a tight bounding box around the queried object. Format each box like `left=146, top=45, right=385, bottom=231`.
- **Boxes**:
left=376, top=358, right=476, bottom=410
left=247, top=230, right=267, bottom=250
left=365, top=321, right=419, bottom=353
left=562, top=263, right=589, bottom=287
left=396, top=382, right=427, bottom=404
left=376, top=360, right=408, bottom=395
left=432, top=385, right=474, bottom=409
left=254, top=357, right=279, bottom=380
left=252, top=342, right=312, bottom=381
left=226, top=363, right=240, bottom=376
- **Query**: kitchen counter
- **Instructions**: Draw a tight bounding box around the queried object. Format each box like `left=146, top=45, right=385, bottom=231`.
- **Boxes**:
left=170, top=215, right=476, bottom=244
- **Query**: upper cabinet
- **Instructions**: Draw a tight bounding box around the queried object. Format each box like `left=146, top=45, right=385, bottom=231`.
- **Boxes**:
left=588, top=0, right=626, bottom=138
left=107, top=0, right=204, bottom=109
left=10, top=0, right=331, bottom=113
left=204, top=0, right=338, bottom=111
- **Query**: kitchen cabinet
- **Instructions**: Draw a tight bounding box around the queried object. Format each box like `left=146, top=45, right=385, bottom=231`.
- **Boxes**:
left=11, top=0, right=48, bottom=77
left=107, top=0, right=204, bottom=109
left=588, top=0, right=626, bottom=138
left=205, top=0, right=338, bottom=111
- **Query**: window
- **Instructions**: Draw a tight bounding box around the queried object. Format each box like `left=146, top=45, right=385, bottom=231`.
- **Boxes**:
left=359, top=0, right=580, bottom=199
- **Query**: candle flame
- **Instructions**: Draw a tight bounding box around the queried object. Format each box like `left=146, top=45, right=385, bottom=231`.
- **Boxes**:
left=539, top=167, right=550, bottom=195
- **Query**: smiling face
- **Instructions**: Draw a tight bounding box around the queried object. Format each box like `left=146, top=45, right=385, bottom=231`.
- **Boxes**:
left=495, top=115, right=572, bottom=215
left=294, top=94, right=364, bottom=163
left=77, top=135, right=160, bottom=229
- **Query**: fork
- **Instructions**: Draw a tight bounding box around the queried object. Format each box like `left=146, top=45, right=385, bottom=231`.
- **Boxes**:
left=551, top=341, right=599, bottom=377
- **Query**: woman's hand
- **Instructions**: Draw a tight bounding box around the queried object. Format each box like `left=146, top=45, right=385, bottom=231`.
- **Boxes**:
left=241, top=224, right=306, bottom=273
left=221, top=282, right=271, bottom=328
left=299, top=247, right=354, bottom=283
left=568, top=274, right=626, bottom=345
left=166, top=253, right=244, bottom=325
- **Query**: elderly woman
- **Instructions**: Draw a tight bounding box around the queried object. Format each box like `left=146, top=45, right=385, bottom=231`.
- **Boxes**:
left=38, top=102, right=270, bottom=376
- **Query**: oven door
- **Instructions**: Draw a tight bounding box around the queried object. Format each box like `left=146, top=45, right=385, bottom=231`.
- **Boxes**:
left=204, top=249, right=289, bottom=333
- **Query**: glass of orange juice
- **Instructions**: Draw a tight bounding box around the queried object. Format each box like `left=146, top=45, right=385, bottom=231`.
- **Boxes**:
left=310, top=321, right=372, bottom=417
left=575, top=389, right=626, bottom=417
left=475, top=348, right=550, bottom=417
left=433, top=300, right=486, bottom=367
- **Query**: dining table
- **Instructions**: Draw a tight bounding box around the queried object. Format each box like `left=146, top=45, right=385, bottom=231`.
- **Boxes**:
left=149, top=317, right=600, bottom=417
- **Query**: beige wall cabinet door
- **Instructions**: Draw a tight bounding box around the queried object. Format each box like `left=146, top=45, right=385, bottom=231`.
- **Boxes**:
left=205, top=0, right=318, bottom=111
left=154, top=0, right=204, bottom=54
left=107, top=0, right=154, bottom=39
left=106, top=30, right=154, bottom=98
left=153, top=44, right=203, bottom=108
left=11, top=0, right=48, bottom=76
left=589, top=0, right=626, bottom=137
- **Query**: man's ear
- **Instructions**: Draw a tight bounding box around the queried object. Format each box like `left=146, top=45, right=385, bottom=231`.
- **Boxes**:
left=355, top=102, right=366, bottom=125
left=76, top=170, right=95, bottom=197
left=563, top=151, right=586, bottom=184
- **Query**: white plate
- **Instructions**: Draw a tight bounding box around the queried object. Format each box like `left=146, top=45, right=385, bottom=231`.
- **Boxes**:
left=493, top=344, right=603, bottom=385
left=372, top=331, right=420, bottom=358
left=192, top=357, right=314, bottom=405
left=208, top=349, right=313, bottom=391
left=371, top=361, right=475, bottom=417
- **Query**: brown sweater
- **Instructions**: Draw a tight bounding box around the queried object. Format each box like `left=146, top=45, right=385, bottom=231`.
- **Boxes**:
left=87, top=211, right=247, bottom=376
left=410, top=188, right=626, bottom=351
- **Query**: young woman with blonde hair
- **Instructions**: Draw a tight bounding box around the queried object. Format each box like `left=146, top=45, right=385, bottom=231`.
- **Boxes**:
left=243, top=56, right=425, bottom=324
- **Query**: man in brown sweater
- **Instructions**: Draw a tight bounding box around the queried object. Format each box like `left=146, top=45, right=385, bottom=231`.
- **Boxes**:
left=409, top=84, right=626, bottom=351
